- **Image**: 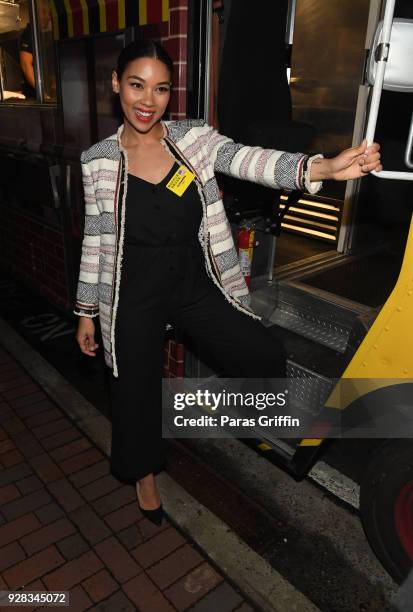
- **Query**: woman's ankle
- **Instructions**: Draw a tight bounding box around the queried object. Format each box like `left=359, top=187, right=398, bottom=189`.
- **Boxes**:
left=137, top=473, right=155, bottom=488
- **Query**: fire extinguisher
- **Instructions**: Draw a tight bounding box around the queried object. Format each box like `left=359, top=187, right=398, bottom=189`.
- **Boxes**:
left=237, top=222, right=256, bottom=288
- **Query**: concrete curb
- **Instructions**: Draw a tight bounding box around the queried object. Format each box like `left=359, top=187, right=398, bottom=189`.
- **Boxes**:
left=0, top=316, right=320, bottom=612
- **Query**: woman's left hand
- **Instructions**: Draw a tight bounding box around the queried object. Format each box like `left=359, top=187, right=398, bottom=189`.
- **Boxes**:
left=310, top=140, right=383, bottom=181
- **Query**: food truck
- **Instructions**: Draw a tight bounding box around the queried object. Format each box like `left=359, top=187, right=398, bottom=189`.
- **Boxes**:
left=0, top=0, right=412, bottom=583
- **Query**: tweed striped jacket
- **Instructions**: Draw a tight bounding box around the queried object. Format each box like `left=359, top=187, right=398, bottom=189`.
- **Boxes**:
left=73, top=118, right=323, bottom=377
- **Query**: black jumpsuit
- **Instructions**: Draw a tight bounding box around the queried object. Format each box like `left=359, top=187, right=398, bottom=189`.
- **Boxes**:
left=108, top=157, right=287, bottom=483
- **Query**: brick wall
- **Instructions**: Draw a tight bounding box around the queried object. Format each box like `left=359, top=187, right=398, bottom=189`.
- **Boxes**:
left=140, top=0, right=188, bottom=118
left=0, top=205, right=68, bottom=312
left=163, top=338, right=185, bottom=378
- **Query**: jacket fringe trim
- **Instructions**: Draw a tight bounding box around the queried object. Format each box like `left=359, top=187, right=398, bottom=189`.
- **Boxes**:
left=110, top=127, right=129, bottom=378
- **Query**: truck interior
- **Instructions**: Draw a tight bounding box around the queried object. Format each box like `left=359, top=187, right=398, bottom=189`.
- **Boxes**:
left=206, top=0, right=413, bottom=311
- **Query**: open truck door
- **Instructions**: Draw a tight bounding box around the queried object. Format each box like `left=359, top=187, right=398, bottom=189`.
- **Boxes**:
left=294, top=0, right=413, bottom=582
left=356, top=0, right=413, bottom=583
left=183, top=0, right=412, bottom=583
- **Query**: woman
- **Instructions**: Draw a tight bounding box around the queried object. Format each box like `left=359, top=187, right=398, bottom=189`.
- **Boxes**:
left=74, top=40, right=381, bottom=526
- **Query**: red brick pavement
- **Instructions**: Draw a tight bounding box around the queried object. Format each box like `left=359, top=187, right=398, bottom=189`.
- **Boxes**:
left=0, top=346, right=257, bottom=611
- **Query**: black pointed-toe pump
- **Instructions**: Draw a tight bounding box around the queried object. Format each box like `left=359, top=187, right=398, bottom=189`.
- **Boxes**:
left=137, top=483, right=164, bottom=526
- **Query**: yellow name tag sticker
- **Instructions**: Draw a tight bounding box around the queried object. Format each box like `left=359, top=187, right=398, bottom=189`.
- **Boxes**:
left=166, top=165, right=195, bottom=197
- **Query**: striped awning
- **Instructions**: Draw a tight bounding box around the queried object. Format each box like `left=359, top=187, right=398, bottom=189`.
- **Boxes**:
left=49, top=0, right=169, bottom=39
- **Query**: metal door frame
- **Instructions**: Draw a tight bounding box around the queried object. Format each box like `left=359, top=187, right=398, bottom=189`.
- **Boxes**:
left=337, top=0, right=383, bottom=253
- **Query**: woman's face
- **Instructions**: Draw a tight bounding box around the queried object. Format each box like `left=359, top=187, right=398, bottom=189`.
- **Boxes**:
left=112, top=57, right=171, bottom=133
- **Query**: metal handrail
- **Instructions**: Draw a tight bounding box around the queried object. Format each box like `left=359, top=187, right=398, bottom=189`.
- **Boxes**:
left=365, top=0, right=413, bottom=181
left=404, top=112, right=413, bottom=169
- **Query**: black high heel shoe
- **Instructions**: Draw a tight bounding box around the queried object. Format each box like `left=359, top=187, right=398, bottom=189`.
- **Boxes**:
left=137, top=483, right=164, bottom=526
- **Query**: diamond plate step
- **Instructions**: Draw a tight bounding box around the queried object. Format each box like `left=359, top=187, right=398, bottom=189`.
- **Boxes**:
left=286, top=359, right=336, bottom=416
left=250, top=281, right=368, bottom=354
